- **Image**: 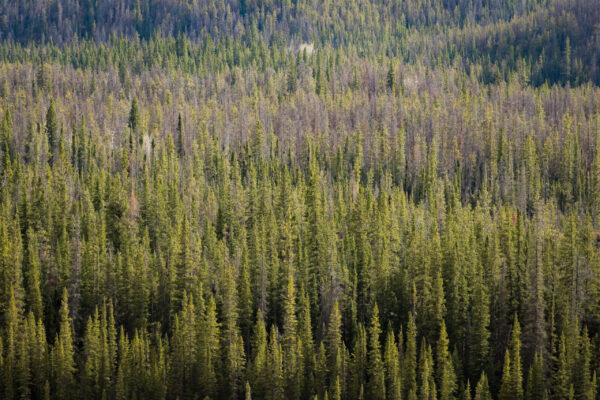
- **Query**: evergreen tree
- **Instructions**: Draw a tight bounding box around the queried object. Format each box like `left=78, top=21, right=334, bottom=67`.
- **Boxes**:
left=282, top=274, right=300, bottom=399
left=418, top=340, right=436, bottom=400
left=437, top=321, right=456, bottom=400
left=404, top=313, right=418, bottom=399
left=220, top=263, right=245, bottom=399
left=350, top=324, right=368, bottom=400
left=200, top=295, right=220, bottom=398
left=298, top=287, right=315, bottom=400
left=386, top=62, right=395, bottom=92
left=499, top=316, right=523, bottom=400
left=384, top=328, right=401, bottom=400
left=53, top=289, right=75, bottom=400
left=326, top=299, right=342, bottom=390
left=267, top=325, right=284, bottom=400
left=168, top=293, right=197, bottom=397
left=474, top=373, right=492, bottom=400
left=367, top=304, right=385, bottom=400
left=526, top=352, right=546, bottom=400
left=250, top=309, right=268, bottom=399
left=3, top=287, right=19, bottom=399
left=24, top=229, right=43, bottom=320
left=46, top=100, right=58, bottom=161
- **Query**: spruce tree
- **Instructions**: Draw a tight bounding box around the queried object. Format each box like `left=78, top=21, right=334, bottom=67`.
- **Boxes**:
left=404, top=313, right=418, bottom=399
left=350, top=324, right=368, bottom=399
left=418, top=340, right=437, bottom=400
left=474, top=373, right=492, bottom=400
left=4, top=287, right=19, bottom=399
left=24, top=229, right=43, bottom=320
left=220, top=263, right=245, bottom=399
left=200, top=295, right=220, bottom=398
left=437, top=321, right=456, bottom=400
left=53, top=289, right=75, bottom=400
left=326, top=299, right=342, bottom=389
left=367, top=304, right=385, bottom=400
left=279, top=273, right=299, bottom=399
left=250, top=309, right=268, bottom=399
left=267, top=325, right=285, bottom=400
left=386, top=62, right=395, bottom=92
left=499, top=316, right=523, bottom=400
left=384, top=328, right=401, bottom=400
left=46, top=100, right=58, bottom=161
left=526, top=352, right=546, bottom=400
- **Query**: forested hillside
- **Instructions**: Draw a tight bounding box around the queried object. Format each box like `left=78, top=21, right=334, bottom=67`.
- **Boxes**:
left=1, top=0, right=600, bottom=399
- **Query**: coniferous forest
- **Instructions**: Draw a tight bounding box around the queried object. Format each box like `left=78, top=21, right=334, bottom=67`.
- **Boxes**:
left=1, top=0, right=600, bottom=399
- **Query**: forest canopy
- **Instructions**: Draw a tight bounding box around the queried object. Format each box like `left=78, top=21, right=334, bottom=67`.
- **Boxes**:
left=0, top=0, right=600, bottom=399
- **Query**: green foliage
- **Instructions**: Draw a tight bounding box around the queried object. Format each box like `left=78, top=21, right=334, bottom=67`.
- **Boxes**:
left=499, top=316, right=523, bottom=400
left=0, top=3, right=599, bottom=399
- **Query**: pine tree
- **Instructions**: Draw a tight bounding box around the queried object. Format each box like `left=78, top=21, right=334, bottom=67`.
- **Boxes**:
left=282, top=274, right=300, bottom=399
left=220, top=263, right=245, bottom=399
left=53, top=289, right=75, bottom=400
left=316, top=343, right=328, bottom=400
left=267, top=325, right=284, bottom=400
left=200, top=295, right=220, bottom=398
left=404, top=313, right=418, bottom=399
left=331, top=375, right=341, bottom=400
left=526, top=352, right=546, bottom=400
left=128, top=98, right=139, bottom=133
left=474, top=373, right=492, bottom=400
left=367, top=304, right=385, bottom=400
left=326, top=299, right=342, bottom=389
left=246, top=381, right=252, bottom=400
left=315, top=65, right=324, bottom=96
left=1, top=109, right=13, bottom=166
left=384, top=328, right=401, bottom=400
left=350, top=324, right=368, bottom=399
left=46, top=100, right=58, bottom=161
left=82, top=310, right=103, bottom=399
left=469, top=261, right=490, bottom=383
left=499, top=316, right=523, bottom=400
left=464, top=381, right=472, bottom=400
left=31, top=315, right=48, bottom=399
left=287, top=62, right=298, bottom=94
left=298, top=286, right=315, bottom=400
left=386, top=62, right=395, bottom=92
left=16, top=318, right=31, bottom=399
left=24, top=229, right=43, bottom=320
left=437, top=321, right=456, bottom=400
left=418, top=340, right=437, bottom=400
left=238, top=249, right=254, bottom=348
left=176, top=113, right=184, bottom=157
left=574, top=327, right=595, bottom=400
left=168, top=293, right=197, bottom=397
left=590, top=138, right=600, bottom=221
left=128, top=98, right=140, bottom=152
left=553, top=329, right=571, bottom=400
left=0, top=209, right=24, bottom=320
left=250, top=309, right=268, bottom=399
left=4, top=287, right=19, bottom=399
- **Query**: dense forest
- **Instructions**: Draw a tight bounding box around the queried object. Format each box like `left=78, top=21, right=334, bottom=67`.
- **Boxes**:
left=1, top=0, right=600, bottom=399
